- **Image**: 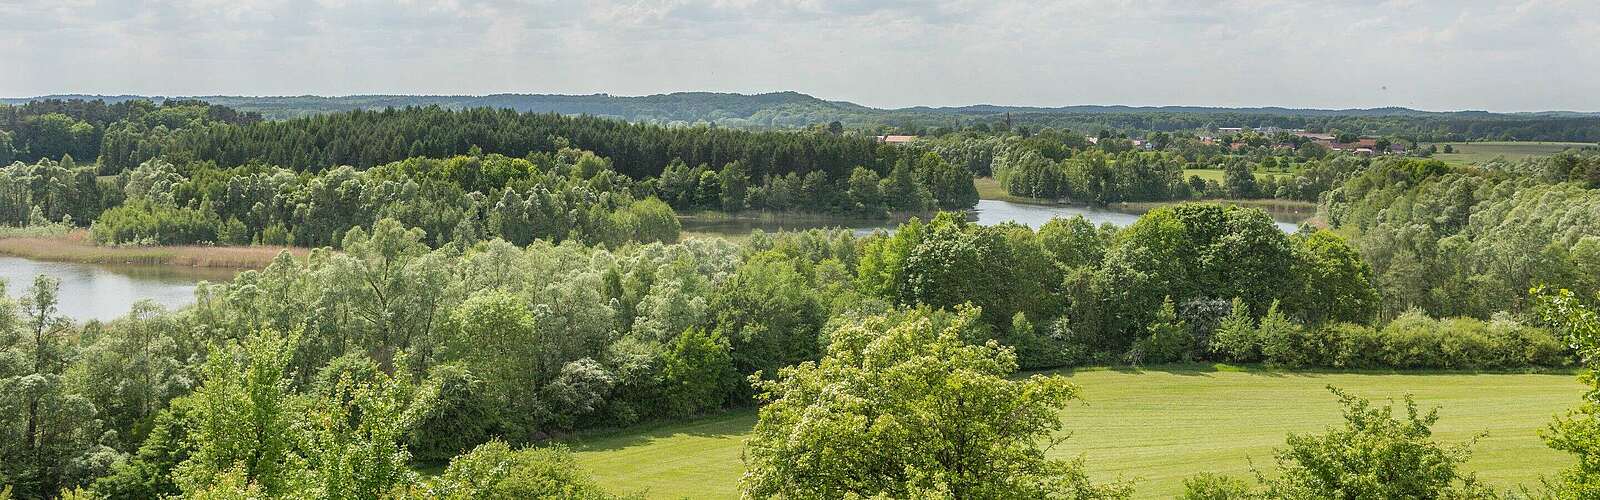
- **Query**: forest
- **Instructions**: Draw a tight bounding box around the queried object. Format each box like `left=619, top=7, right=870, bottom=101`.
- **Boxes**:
left=9, top=92, right=1600, bottom=143
left=2, top=98, right=1600, bottom=498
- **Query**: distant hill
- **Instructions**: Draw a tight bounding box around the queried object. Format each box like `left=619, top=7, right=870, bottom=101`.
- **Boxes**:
left=0, top=91, right=875, bottom=124
left=7, top=91, right=1596, bottom=121
left=5, top=92, right=1600, bottom=141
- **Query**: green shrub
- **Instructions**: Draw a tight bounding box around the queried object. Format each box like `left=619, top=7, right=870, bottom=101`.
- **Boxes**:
left=1379, top=309, right=1449, bottom=368
left=215, top=217, right=249, bottom=245
left=1131, top=298, right=1195, bottom=364
left=1271, top=313, right=1569, bottom=370
left=1013, top=316, right=1092, bottom=369
left=1262, top=388, right=1496, bottom=499
left=422, top=441, right=624, bottom=499
left=408, top=364, right=501, bottom=464
left=1183, top=387, right=1497, bottom=499
left=608, top=197, right=680, bottom=245
left=257, top=223, right=293, bottom=246
left=1210, top=298, right=1260, bottom=362
left=91, top=200, right=220, bottom=245
left=1435, top=317, right=1497, bottom=368
left=1257, top=301, right=1306, bottom=367
left=661, top=327, right=733, bottom=417
left=1180, top=473, right=1259, bottom=499
left=1320, top=322, right=1386, bottom=368
left=1487, top=314, right=1570, bottom=367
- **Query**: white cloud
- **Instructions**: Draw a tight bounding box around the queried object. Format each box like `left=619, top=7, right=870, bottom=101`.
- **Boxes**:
left=0, top=0, right=1595, bottom=110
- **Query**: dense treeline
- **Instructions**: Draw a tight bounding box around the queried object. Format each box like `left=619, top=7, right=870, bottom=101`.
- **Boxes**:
left=159, top=106, right=886, bottom=180
left=1322, top=150, right=1600, bottom=319
left=652, top=149, right=976, bottom=215
left=16, top=93, right=1596, bottom=142
left=0, top=148, right=972, bottom=247
left=962, top=129, right=1373, bottom=204
left=87, top=150, right=679, bottom=248
left=0, top=99, right=260, bottom=173
left=0, top=156, right=112, bottom=227
left=1, top=101, right=978, bottom=217
left=978, top=110, right=1600, bottom=143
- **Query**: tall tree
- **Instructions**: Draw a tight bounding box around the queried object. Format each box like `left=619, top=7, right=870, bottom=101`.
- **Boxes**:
left=741, top=306, right=1129, bottom=499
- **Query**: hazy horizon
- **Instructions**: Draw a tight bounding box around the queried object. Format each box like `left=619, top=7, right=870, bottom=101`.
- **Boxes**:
left=6, top=90, right=1596, bottom=115
left=3, top=0, right=1597, bottom=113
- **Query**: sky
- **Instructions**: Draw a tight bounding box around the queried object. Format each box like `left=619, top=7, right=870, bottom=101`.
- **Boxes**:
left=2, top=0, right=1597, bottom=112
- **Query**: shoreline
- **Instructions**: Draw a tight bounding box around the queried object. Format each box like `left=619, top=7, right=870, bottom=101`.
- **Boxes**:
left=977, top=177, right=1318, bottom=210
left=975, top=177, right=1321, bottom=224
left=0, top=230, right=309, bottom=270
left=677, top=208, right=931, bottom=225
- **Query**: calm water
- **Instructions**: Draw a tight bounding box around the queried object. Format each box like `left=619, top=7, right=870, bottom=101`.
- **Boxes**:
left=682, top=199, right=1308, bottom=236
left=0, top=256, right=235, bottom=322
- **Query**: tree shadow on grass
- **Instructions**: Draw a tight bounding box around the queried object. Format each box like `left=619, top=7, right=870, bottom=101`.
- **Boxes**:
left=1040, top=362, right=1577, bottom=379
left=560, top=409, right=758, bottom=453
left=1047, top=362, right=1293, bottom=378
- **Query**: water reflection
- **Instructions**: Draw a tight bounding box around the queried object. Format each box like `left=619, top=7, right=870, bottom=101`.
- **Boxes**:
left=681, top=200, right=1308, bottom=236
left=0, top=256, right=235, bottom=322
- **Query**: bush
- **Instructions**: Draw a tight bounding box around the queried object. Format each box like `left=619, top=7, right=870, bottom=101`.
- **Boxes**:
left=1316, top=322, right=1387, bottom=368
left=1256, top=301, right=1305, bottom=367
left=1013, top=316, right=1093, bottom=370
left=741, top=306, right=1130, bottom=499
left=215, top=217, right=249, bottom=245
left=1260, top=311, right=1569, bottom=370
left=1130, top=298, right=1195, bottom=364
left=1210, top=298, right=1259, bottom=362
left=1179, top=473, right=1259, bottom=500
left=1487, top=313, right=1569, bottom=367
left=422, top=441, right=623, bottom=499
left=91, top=200, right=219, bottom=245
left=1262, top=387, right=1495, bottom=499
left=408, top=365, right=501, bottom=464
left=608, top=197, right=680, bottom=245
left=660, top=327, right=733, bottom=418
left=1183, top=387, right=1497, bottom=499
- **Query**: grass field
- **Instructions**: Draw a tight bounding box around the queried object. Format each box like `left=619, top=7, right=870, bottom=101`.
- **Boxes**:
left=974, top=176, right=1052, bottom=203
left=570, top=367, right=1582, bottom=499
left=1182, top=168, right=1291, bottom=183
left=1429, top=141, right=1594, bottom=166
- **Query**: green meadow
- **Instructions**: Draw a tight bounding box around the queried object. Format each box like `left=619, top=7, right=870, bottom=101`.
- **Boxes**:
left=571, top=367, right=1582, bottom=499
left=1429, top=141, right=1594, bottom=166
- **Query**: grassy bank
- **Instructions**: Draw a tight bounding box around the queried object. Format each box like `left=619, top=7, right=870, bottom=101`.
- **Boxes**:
left=975, top=176, right=1054, bottom=203
left=0, top=230, right=307, bottom=269
left=571, top=367, right=1581, bottom=499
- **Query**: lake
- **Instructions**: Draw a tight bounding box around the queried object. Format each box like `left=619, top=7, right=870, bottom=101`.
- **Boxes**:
left=682, top=199, right=1308, bottom=236
left=0, top=256, right=236, bottom=322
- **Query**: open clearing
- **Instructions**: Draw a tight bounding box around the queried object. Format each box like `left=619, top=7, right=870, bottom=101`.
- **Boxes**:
left=571, top=367, right=1582, bottom=499
left=1429, top=141, right=1594, bottom=166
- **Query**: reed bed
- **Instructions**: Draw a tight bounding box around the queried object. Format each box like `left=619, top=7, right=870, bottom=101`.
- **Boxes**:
left=0, top=230, right=307, bottom=269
